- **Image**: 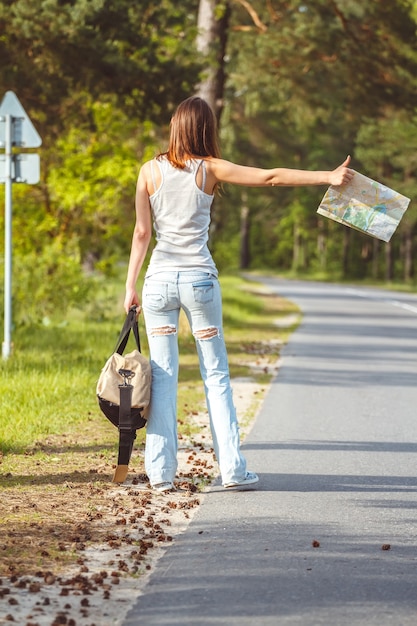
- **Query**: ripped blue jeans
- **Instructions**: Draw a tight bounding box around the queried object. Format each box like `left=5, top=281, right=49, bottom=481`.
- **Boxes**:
left=142, top=271, right=247, bottom=486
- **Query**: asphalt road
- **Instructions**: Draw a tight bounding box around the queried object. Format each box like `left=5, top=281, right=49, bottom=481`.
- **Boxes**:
left=123, top=278, right=417, bottom=626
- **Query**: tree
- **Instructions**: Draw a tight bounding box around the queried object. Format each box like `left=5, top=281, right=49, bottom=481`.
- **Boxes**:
left=0, top=0, right=204, bottom=323
left=0, top=0, right=201, bottom=137
left=196, top=0, right=231, bottom=121
left=212, top=0, right=417, bottom=280
left=355, top=111, right=417, bottom=282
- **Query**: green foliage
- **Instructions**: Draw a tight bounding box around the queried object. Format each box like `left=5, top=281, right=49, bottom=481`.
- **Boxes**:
left=1, top=0, right=202, bottom=325
left=217, top=0, right=417, bottom=282
left=46, top=96, right=147, bottom=264
left=228, top=0, right=417, bottom=122
left=0, top=98, right=163, bottom=325
left=211, top=234, right=240, bottom=271
left=12, top=236, right=95, bottom=324
left=0, top=0, right=201, bottom=135
left=355, top=112, right=417, bottom=223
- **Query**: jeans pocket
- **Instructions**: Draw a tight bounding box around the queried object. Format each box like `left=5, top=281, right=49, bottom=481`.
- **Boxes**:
left=143, top=284, right=168, bottom=311
left=193, top=280, right=214, bottom=304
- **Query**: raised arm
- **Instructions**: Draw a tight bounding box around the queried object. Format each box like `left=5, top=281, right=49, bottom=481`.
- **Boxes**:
left=206, top=155, right=354, bottom=189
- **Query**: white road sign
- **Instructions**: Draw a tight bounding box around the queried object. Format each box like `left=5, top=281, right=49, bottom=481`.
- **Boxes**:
left=0, top=91, right=42, bottom=148
left=0, top=153, right=40, bottom=184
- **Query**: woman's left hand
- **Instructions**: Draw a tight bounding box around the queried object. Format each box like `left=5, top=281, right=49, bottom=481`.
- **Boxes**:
left=124, top=289, right=141, bottom=315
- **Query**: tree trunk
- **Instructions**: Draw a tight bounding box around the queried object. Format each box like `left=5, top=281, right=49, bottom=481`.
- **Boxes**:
left=385, top=240, right=393, bottom=282
left=372, top=238, right=379, bottom=280
left=403, top=229, right=413, bottom=282
left=342, top=228, right=350, bottom=277
left=292, top=223, right=301, bottom=271
left=196, top=0, right=230, bottom=254
left=317, top=218, right=326, bottom=271
left=239, top=193, right=250, bottom=269
left=196, top=0, right=230, bottom=122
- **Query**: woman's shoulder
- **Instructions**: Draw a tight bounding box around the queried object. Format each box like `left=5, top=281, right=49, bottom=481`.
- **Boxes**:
left=139, top=158, right=164, bottom=195
left=204, top=157, right=236, bottom=181
left=140, top=157, right=166, bottom=177
left=204, top=157, right=233, bottom=171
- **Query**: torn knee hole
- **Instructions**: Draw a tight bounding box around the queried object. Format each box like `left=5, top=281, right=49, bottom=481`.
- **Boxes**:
left=194, top=326, right=219, bottom=340
left=150, top=324, right=177, bottom=336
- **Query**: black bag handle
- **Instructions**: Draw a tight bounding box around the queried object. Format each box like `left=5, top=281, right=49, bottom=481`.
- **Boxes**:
left=114, top=306, right=141, bottom=355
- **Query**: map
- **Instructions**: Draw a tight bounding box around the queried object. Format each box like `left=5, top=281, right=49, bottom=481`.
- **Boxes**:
left=317, top=170, right=410, bottom=242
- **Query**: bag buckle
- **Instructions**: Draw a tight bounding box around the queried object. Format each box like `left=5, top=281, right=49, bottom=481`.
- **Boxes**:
left=118, top=368, right=135, bottom=386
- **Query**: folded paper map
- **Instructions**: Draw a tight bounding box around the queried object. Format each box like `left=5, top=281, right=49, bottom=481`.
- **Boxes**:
left=318, top=171, right=410, bottom=242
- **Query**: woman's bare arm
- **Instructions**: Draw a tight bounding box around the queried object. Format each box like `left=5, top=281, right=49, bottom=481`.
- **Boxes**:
left=206, top=155, right=354, bottom=189
left=124, top=164, right=153, bottom=313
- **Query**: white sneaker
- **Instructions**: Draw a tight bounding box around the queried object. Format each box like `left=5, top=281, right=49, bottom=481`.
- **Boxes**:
left=153, top=481, right=176, bottom=493
left=224, top=471, right=259, bottom=489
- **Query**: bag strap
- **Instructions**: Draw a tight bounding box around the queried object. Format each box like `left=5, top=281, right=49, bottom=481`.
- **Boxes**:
left=117, top=383, right=136, bottom=465
left=114, top=306, right=141, bottom=355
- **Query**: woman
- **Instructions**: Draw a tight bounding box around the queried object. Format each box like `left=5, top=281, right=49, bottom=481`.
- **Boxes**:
left=124, top=96, right=354, bottom=493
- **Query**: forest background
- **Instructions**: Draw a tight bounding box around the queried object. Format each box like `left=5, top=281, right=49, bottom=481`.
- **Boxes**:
left=1, top=0, right=417, bottom=326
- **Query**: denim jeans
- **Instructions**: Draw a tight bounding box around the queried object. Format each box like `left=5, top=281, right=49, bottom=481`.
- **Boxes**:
left=142, top=270, right=247, bottom=486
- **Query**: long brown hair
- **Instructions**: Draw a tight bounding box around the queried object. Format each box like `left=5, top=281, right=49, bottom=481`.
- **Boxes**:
left=162, top=96, right=221, bottom=169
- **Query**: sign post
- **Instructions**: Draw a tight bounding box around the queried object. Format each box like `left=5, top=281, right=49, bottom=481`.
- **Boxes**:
left=3, top=114, right=13, bottom=361
left=0, top=91, right=42, bottom=359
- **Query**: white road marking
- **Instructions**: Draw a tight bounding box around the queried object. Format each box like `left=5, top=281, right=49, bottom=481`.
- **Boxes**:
left=344, top=288, right=417, bottom=314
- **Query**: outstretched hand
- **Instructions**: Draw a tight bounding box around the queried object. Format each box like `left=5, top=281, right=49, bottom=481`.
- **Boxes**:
left=329, top=156, right=355, bottom=186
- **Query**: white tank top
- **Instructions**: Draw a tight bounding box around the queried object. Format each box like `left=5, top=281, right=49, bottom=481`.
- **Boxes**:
left=146, top=157, right=218, bottom=277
